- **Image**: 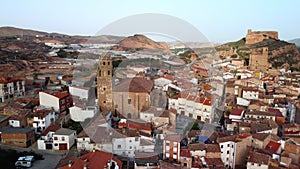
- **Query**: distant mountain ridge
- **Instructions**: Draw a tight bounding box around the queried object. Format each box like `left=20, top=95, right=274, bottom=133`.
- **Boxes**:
left=0, top=26, right=125, bottom=44
left=288, top=38, right=300, bottom=47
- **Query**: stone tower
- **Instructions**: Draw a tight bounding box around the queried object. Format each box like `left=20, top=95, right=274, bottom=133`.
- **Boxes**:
left=97, top=53, right=113, bottom=113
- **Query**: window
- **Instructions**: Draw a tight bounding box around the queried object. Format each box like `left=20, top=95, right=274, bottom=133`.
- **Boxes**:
left=227, top=144, right=230, bottom=147
left=189, top=113, right=193, bottom=118
left=117, top=145, right=121, bottom=149
left=129, top=140, right=132, bottom=142
left=108, top=62, right=110, bottom=65
left=54, top=143, right=58, bottom=146
left=103, top=101, right=106, bottom=103
left=129, top=146, right=132, bottom=149
left=54, top=137, right=58, bottom=140
left=103, top=62, right=105, bottom=65
left=103, top=87, right=106, bottom=91
left=108, top=71, right=110, bottom=75
left=62, top=137, right=65, bottom=141
left=135, top=137, right=139, bottom=142
left=128, top=99, right=132, bottom=104
left=227, top=150, right=229, bottom=154
left=221, top=145, right=223, bottom=148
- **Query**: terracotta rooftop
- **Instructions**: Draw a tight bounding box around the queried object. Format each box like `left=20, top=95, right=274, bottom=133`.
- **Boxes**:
left=264, top=141, right=281, bottom=154
left=41, top=125, right=61, bottom=136
left=113, top=77, right=153, bottom=93
left=42, top=91, right=69, bottom=99
left=180, top=149, right=192, bottom=158
left=230, top=108, right=244, bottom=116
left=165, top=134, right=182, bottom=142
left=243, top=87, right=259, bottom=92
left=248, top=151, right=270, bottom=165
left=218, top=133, right=251, bottom=143
left=245, top=110, right=276, bottom=117
left=60, top=150, right=122, bottom=169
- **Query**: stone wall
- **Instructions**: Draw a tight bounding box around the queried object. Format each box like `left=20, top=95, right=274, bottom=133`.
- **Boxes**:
left=246, top=29, right=278, bottom=45
left=249, top=47, right=269, bottom=71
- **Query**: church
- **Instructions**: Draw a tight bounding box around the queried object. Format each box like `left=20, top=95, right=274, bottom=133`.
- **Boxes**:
left=97, top=53, right=154, bottom=119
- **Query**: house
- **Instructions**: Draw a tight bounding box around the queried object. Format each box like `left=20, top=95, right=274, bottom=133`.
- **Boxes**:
left=37, top=125, right=61, bottom=150
left=247, top=151, right=271, bottom=169
left=39, top=91, right=72, bottom=113
left=112, top=77, right=153, bottom=119
left=0, top=127, right=35, bottom=148
left=179, top=149, right=192, bottom=168
left=112, top=128, right=155, bottom=157
left=188, top=143, right=221, bottom=159
left=154, top=75, right=173, bottom=91
left=282, top=123, right=300, bottom=137
left=229, top=108, right=245, bottom=122
left=264, top=141, right=281, bottom=156
left=30, top=106, right=56, bottom=133
left=52, top=128, right=76, bottom=150
left=163, top=134, right=181, bottom=162
left=282, top=138, right=300, bottom=165
left=7, top=108, right=30, bottom=127
left=59, top=150, right=122, bottom=169
left=69, top=104, right=96, bottom=122
left=218, top=133, right=252, bottom=169
left=244, top=110, right=276, bottom=121
left=134, top=152, right=159, bottom=169
left=68, top=85, right=90, bottom=100
left=251, top=133, right=280, bottom=149
left=242, top=88, right=259, bottom=100
left=0, top=77, right=25, bottom=103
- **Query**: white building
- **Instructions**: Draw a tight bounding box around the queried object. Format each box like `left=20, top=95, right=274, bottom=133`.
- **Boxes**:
left=68, top=85, right=89, bottom=100
left=69, top=104, right=96, bottom=122
left=52, top=128, right=76, bottom=150
left=242, top=88, right=259, bottom=100
left=218, top=133, right=252, bottom=169
left=154, top=76, right=173, bottom=91
left=39, top=91, right=71, bottom=113
left=37, top=125, right=61, bottom=150
left=32, top=106, right=56, bottom=133
left=0, top=78, right=25, bottom=103
left=246, top=151, right=270, bottom=169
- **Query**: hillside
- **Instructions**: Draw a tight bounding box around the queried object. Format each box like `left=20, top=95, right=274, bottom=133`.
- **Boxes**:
left=216, top=38, right=300, bottom=70
left=0, top=26, right=125, bottom=44
left=288, top=38, right=300, bottom=47
left=111, top=34, right=171, bottom=53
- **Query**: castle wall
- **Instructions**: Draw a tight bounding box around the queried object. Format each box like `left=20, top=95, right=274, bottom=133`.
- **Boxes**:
left=246, top=29, right=278, bottom=45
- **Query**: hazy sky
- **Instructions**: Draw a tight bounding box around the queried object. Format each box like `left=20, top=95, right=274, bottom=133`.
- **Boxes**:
left=1, top=0, right=299, bottom=43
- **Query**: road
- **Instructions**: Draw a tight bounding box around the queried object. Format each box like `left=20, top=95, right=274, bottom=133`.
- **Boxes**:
left=0, top=143, right=66, bottom=169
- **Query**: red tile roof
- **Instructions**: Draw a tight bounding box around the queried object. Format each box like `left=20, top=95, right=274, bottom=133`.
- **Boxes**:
left=118, top=122, right=151, bottom=131
left=41, top=125, right=61, bottom=136
left=60, top=150, right=122, bottom=169
left=42, top=91, right=69, bottom=99
left=268, top=108, right=283, bottom=117
left=113, top=77, right=153, bottom=93
left=230, top=108, right=244, bottom=116
left=248, top=151, right=270, bottom=165
left=180, top=149, right=192, bottom=158
left=264, top=141, right=281, bottom=154
left=243, top=88, right=259, bottom=92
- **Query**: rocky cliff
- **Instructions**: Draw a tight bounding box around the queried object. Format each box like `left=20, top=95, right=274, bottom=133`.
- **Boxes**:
left=216, top=38, right=300, bottom=70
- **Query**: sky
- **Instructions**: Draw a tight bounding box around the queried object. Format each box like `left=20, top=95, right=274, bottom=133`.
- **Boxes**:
left=1, top=0, right=300, bottom=43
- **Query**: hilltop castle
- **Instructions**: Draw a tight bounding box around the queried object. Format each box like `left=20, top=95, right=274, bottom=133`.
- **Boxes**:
left=245, top=29, right=278, bottom=45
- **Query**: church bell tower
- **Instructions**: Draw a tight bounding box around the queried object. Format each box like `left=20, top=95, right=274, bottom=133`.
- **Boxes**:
left=97, top=53, right=113, bottom=113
